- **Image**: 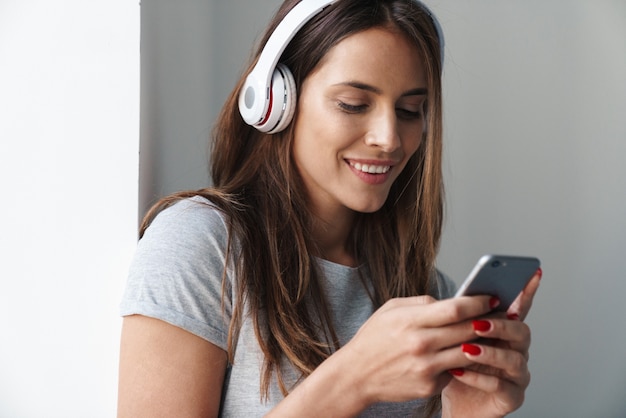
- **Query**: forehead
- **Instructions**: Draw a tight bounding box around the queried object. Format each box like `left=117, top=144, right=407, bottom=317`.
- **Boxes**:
left=308, top=26, right=426, bottom=88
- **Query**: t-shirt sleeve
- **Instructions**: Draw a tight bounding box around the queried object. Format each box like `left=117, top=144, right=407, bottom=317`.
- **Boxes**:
left=119, top=196, right=233, bottom=351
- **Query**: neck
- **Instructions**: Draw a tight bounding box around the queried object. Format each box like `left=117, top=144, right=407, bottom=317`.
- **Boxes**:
left=310, top=208, right=357, bottom=267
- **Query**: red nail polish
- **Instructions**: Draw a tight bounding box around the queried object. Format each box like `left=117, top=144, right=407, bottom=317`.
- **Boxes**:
left=489, top=297, right=500, bottom=309
left=448, top=368, right=465, bottom=377
left=507, top=313, right=520, bottom=321
left=536, top=267, right=543, bottom=279
left=472, top=320, right=491, bottom=332
left=462, top=343, right=482, bottom=356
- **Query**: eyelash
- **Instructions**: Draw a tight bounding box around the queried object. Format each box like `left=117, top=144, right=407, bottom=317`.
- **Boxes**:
left=337, top=101, right=367, bottom=113
left=337, top=101, right=424, bottom=120
left=397, top=108, right=424, bottom=121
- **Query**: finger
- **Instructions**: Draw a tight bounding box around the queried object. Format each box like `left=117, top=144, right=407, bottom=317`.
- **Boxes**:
left=377, top=295, right=437, bottom=314
left=378, top=295, right=497, bottom=328
left=509, top=268, right=542, bottom=321
left=415, top=295, right=498, bottom=328
left=470, top=318, right=531, bottom=353
left=460, top=343, right=530, bottom=386
left=428, top=343, right=478, bottom=376
left=448, top=368, right=527, bottom=413
left=411, top=321, right=482, bottom=357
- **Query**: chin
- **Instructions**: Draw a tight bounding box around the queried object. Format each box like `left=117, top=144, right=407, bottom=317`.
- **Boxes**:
left=349, top=199, right=387, bottom=214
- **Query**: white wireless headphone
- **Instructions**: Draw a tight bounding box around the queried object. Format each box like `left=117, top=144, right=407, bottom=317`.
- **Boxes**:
left=238, top=0, right=444, bottom=134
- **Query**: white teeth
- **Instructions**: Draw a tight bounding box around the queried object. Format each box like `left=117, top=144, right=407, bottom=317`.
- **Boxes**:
left=351, top=162, right=391, bottom=174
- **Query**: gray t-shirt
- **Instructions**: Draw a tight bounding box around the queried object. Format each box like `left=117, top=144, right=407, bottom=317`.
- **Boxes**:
left=121, top=196, right=454, bottom=417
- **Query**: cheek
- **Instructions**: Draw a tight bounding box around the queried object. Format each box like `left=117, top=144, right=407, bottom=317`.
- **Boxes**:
left=294, top=108, right=357, bottom=157
left=292, top=118, right=334, bottom=176
left=392, top=131, right=423, bottom=177
left=402, top=129, right=423, bottom=157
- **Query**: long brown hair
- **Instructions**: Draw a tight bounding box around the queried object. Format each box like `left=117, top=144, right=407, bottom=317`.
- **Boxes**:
left=141, top=0, right=444, bottom=413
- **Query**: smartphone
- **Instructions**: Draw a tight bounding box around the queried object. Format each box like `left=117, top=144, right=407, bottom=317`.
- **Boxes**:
left=454, top=255, right=541, bottom=312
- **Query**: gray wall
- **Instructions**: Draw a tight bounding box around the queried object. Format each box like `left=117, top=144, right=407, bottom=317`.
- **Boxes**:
left=139, top=0, right=281, bottom=217
left=433, top=2, right=626, bottom=416
left=140, top=1, right=626, bottom=416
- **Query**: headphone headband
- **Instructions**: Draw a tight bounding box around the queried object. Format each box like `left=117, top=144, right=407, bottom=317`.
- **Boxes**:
left=238, top=0, right=444, bottom=133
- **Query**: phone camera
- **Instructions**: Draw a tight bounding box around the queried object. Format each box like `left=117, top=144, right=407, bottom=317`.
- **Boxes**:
left=491, top=260, right=501, bottom=268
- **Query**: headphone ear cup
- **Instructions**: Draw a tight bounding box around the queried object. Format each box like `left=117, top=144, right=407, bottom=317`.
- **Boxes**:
left=256, top=63, right=296, bottom=134
left=269, top=64, right=296, bottom=134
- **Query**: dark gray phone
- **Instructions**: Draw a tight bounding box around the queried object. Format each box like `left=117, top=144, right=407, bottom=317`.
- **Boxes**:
left=454, top=255, right=541, bottom=312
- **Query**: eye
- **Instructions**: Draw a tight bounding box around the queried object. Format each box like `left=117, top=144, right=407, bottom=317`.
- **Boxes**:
left=337, top=101, right=368, bottom=114
left=396, top=101, right=426, bottom=121
left=396, top=108, right=423, bottom=120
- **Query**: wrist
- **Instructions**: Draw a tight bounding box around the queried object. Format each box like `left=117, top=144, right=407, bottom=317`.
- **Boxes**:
left=268, top=346, right=369, bottom=417
left=441, top=397, right=503, bottom=418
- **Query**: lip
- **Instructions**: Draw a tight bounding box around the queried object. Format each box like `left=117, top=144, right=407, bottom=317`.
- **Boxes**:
left=345, top=158, right=397, bottom=185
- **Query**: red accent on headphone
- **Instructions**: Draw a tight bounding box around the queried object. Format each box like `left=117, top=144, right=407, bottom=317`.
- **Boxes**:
left=259, top=84, right=274, bottom=126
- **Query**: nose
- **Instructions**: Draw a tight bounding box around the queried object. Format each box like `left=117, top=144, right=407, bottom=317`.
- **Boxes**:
left=364, top=108, right=401, bottom=152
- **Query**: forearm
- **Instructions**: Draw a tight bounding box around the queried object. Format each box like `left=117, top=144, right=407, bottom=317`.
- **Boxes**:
left=265, top=347, right=369, bottom=418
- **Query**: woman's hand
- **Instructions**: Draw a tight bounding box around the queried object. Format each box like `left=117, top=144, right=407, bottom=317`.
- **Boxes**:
left=268, top=293, right=498, bottom=417
left=341, top=294, right=499, bottom=404
left=441, top=268, right=542, bottom=418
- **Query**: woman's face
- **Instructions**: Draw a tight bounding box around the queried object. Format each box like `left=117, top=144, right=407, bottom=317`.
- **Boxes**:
left=292, top=27, right=427, bottom=221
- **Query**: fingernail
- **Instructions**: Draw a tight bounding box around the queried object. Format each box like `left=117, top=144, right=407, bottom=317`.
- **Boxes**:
left=536, top=267, right=543, bottom=279
left=472, top=320, right=492, bottom=332
left=448, top=368, right=465, bottom=377
left=489, top=297, right=500, bottom=309
left=462, top=343, right=482, bottom=356
left=507, top=313, right=520, bottom=321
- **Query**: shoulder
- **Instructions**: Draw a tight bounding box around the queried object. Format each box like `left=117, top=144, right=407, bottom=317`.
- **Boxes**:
left=131, top=195, right=234, bottom=283
left=144, top=195, right=228, bottom=239
left=122, top=195, right=235, bottom=347
left=431, top=269, right=458, bottom=299
left=139, top=196, right=231, bottom=256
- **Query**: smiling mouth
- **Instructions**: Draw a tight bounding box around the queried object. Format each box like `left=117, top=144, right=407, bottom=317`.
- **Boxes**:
left=348, top=161, right=392, bottom=174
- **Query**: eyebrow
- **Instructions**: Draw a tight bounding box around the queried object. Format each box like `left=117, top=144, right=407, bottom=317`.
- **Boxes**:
left=334, top=81, right=428, bottom=96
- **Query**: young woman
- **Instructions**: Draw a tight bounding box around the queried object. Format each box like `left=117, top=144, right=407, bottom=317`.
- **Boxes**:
left=118, top=0, right=541, bottom=416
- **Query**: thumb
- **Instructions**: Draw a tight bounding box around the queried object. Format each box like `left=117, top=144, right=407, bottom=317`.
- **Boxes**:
left=509, top=268, right=542, bottom=321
